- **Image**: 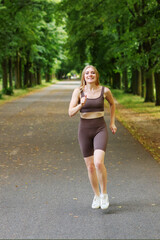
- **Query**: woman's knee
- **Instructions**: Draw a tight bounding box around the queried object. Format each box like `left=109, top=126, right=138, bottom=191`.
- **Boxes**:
left=87, top=163, right=96, bottom=173
left=95, top=161, right=105, bottom=171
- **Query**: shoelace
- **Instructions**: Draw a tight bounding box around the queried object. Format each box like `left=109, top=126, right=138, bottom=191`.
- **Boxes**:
left=101, top=195, right=107, bottom=202
left=93, top=196, right=100, bottom=202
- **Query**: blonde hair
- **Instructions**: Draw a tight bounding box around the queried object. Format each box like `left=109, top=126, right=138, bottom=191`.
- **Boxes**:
left=80, top=65, right=100, bottom=92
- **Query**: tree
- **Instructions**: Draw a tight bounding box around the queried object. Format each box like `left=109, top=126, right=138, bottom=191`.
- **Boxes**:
left=0, top=0, right=64, bottom=93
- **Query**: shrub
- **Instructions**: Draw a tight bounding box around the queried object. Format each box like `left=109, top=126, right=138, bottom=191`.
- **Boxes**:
left=2, top=87, right=14, bottom=95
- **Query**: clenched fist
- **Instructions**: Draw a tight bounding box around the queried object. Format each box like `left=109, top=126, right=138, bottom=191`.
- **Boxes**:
left=81, top=95, right=87, bottom=106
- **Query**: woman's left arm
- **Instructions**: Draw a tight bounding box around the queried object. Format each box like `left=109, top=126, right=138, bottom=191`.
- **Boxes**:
left=104, top=87, right=117, bottom=134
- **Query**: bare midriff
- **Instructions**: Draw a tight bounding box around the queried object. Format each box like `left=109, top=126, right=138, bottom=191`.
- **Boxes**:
left=80, top=111, right=104, bottom=119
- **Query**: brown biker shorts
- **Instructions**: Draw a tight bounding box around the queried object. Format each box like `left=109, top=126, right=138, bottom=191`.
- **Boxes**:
left=78, top=117, right=108, bottom=158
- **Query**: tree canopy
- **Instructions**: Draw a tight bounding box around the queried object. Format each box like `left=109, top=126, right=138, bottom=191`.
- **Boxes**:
left=57, top=0, right=160, bottom=105
left=0, top=0, right=160, bottom=105
left=0, top=0, right=65, bottom=92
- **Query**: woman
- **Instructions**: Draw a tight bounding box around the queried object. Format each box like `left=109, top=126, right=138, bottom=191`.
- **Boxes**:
left=68, top=65, right=117, bottom=209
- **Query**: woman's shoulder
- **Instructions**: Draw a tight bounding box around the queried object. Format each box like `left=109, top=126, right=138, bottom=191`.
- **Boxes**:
left=101, top=86, right=110, bottom=93
left=103, top=86, right=112, bottom=97
left=103, top=86, right=110, bottom=92
left=72, top=87, right=81, bottom=96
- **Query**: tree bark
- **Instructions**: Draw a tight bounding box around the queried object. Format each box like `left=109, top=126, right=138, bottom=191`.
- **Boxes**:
left=24, top=61, right=29, bottom=87
left=122, top=69, right=128, bottom=92
left=45, top=65, right=51, bottom=82
left=19, top=57, right=22, bottom=87
left=109, top=77, right=113, bottom=87
left=2, top=58, right=8, bottom=90
left=155, top=72, right=160, bottom=106
left=137, top=68, right=142, bottom=96
left=45, top=73, right=50, bottom=82
left=144, top=70, right=155, bottom=102
left=141, top=68, right=145, bottom=97
left=8, top=57, right=13, bottom=88
left=112, top=72, right=121, bottom=89
left=37, top=69, right=41, bottom=85
left=28, top=71, right=33, bottom=87
left=15, top=52, right=21, bottom=89
left=131, top=68, right=141, bottom=95
left=131, top=69, right=138, bottom=94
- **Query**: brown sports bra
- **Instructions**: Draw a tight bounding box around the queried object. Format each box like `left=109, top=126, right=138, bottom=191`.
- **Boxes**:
left=80, top=86, right=104, bottom=113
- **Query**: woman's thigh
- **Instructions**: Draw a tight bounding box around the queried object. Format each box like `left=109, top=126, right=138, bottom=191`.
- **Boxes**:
left=94, top=126, right=108, bottom=153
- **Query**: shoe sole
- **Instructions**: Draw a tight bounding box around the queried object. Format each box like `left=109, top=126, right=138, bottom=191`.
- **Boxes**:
left=92, top=205, right=100, bottom=209
left=101, top=203, right=109, bottom=210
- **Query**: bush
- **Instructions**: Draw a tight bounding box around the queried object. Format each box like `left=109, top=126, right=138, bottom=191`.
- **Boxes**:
left=2, top=87, right=14, bottom=95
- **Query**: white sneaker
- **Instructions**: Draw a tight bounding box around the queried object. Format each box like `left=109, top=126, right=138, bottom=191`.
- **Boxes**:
left=92, top=195, right=101, bottom=209
left=100, top=194, right=109, bottom=210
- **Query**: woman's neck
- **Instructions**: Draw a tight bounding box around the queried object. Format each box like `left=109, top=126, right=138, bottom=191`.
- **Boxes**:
left=85, top=83, right=98, bottom=91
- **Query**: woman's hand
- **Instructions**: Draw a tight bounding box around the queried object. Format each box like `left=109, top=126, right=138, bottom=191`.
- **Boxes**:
left=110, top=123, right=117, bottom=134
left=81, top=95, right=87, bottom=106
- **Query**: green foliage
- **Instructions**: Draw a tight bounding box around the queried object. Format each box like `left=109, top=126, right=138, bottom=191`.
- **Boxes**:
left=2, top=87, right=14, bottom=95
left=58, top=0, right=160, bottom=77
left=0, top=0, right=66, bottom=92
left=0, top=0, right=159, bottom=104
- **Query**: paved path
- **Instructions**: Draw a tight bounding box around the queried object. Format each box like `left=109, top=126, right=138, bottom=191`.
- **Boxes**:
left=0, top=81, right=160, bottom=239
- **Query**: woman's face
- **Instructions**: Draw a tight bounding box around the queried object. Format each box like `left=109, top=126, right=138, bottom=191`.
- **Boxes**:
left=84, top=67, right=97, bottom=84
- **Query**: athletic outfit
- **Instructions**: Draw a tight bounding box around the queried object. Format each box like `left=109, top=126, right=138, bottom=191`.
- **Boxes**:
left=78, top=86, right=108, bottom=158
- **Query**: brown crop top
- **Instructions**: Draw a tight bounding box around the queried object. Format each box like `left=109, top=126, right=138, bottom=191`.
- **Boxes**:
left=80, top=86, right=104, bottom=113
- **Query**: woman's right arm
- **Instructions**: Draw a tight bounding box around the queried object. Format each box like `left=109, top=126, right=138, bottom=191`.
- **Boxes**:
left=68, top=88, right=82, bottom=117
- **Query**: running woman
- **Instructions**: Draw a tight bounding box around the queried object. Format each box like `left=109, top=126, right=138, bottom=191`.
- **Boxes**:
left=68, top=65, right=117, bottom=209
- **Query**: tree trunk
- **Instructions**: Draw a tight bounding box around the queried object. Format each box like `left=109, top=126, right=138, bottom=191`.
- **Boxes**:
left=8, top=57, right=13, bottom=88
left=137, top=68, right=142, bottom=96
left=28, top=71, right=32, bottom=87
left=155, top=72, right=160, bottom=106
left=144, top=70, right=155, bottom=102
left=37, top=68, right=41, bottom=85
left=131, top=69, right=138, bottom=94
left=109, top=77, right=113, bottom=88
left=112, top=72, right=121, bottom=89
left=30, top=72, right=36, bottom=86
left=19, top=57, right=22, bottom=88
left=24, top=61, right=30, bottom=87
left=131, top=68, right=142, bottom=95
left=15, top=52, right=21, bottom=89
left=45, top=73, right=50, bottom=82
left=122, top=69, right=128, bottom=92
left=141, top=68, right=145, bottom=97
left=2, top=58, right=8, bottom=90
left=34, top=73, right=37, bottom=85
left=50, top=74, right=52, bottom=81
left=45, top=65, right=50, bottom=82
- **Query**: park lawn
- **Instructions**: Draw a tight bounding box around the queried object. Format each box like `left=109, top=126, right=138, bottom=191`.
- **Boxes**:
left=107, top=89, right=160, bottom=163
left=111, top=89, right=160, bottom=118
left=0, top=79, right=58, bottom=106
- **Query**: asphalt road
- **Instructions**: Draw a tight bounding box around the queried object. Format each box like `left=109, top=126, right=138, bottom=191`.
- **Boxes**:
left=0, top=81, right=160, bottom=239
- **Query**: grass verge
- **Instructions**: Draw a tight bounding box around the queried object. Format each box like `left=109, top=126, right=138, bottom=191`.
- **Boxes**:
left=110, top=89, right=160, bottom=163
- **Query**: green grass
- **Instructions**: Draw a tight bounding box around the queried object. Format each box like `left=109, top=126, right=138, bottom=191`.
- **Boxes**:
left=0, top=79, right=58, bottom=105
left=110, top=89, right=160, bottom=162
left=111, top=89, right=160, bottom=117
